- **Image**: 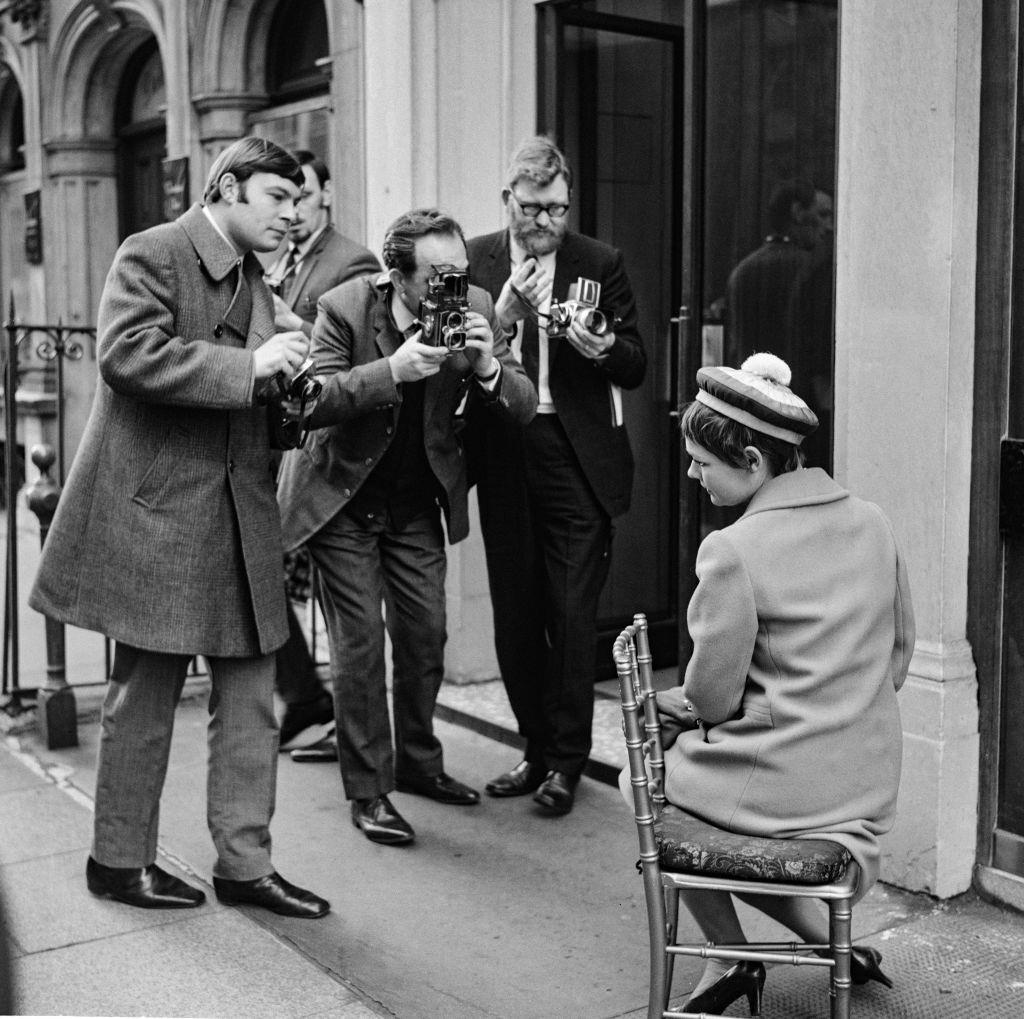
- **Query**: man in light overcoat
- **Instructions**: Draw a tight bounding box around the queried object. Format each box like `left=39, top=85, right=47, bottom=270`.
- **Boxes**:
left=29, top=137, right=329, bottom=919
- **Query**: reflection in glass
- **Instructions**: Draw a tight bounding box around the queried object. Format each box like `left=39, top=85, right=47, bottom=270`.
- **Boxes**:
left=703, top=0, right=838, bottom=478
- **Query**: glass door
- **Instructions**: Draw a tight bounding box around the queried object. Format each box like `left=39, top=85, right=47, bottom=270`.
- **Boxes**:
left=538, top=1, right=839, bottom=678
left=539, top=1, right=689, bottom=673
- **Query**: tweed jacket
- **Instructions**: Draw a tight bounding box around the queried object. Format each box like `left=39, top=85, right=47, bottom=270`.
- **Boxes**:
left=29, top=204, right=289, bottom=658
left=466, top=229, right=646, bottom=517
left=282, top=226, right=380, bottom=333
left=663, top=468, right=915, bottom=896
left=276, top=274, right=538, bottom=550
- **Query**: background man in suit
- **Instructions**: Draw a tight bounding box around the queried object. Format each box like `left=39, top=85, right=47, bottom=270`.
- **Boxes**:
left=276, top=208, right=537, bottom=846
left=725, top=178, right=829, bottom=466
left=29, top=137, right=329, bottom=919
left=263, top=150, right=382, bottom=753
left=467, top=136, right=646, bottom=816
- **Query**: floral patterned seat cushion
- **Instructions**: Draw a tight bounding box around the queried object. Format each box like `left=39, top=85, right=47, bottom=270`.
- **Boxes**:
left=655, top=804, right=851, bottom=884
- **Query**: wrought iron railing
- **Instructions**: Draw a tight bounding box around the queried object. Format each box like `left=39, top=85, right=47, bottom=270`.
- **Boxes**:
left=2, top=294, right=95, bottom=741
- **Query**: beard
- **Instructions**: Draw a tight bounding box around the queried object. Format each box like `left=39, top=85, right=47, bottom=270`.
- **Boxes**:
left=511, top=218, right=565, bottom=257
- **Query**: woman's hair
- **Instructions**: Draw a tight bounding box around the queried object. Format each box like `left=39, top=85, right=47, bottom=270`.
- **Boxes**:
left=681, top=400, right=804, bottom=475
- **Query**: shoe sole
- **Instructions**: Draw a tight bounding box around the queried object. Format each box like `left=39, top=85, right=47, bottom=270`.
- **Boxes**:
left=280, top=720, right=336, bottom=752
left=87, top=882, right=205, bottom=909
left=214, top=893, right=329, bottom=918
left=290, top=746, right=338, bottom=763
left=533, top=795, right=574, bottom=816
left=485, top=782, right=545, bottom=798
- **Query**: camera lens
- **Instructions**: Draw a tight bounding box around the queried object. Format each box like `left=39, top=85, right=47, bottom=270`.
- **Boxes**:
left=577, top=307, right=608, bottom=335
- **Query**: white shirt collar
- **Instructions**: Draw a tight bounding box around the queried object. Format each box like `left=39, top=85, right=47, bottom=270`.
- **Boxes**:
left=202, top=204, right=243, bottom=258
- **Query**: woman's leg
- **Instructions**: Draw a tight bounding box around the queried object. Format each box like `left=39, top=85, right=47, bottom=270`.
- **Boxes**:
left=679, top=888, right=749, bottom=998
left=735, top=892, right=829, bottom=944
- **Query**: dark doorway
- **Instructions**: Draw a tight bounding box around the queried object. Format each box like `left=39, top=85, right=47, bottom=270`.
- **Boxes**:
left=539, top=2, right=687, bottom=674
left=116, top=38, right=166, bottom=239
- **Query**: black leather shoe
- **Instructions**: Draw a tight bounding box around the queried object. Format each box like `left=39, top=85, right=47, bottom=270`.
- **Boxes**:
left=213, top=872, right=329, bottom=918
left=351, top=795, right=415, bottom=845
left=486, top=760, right=547, bottom=797
left=86, top=856, right=205, bottom=909
left=279, top=692, right=335, bottom=751
left=684, top=960, right=766, bottom=1015
left=850, top=946, right=894, bottom=988
left=395, top=771, right=480, bottom=805
left=533, top=771, right=579, bottom=816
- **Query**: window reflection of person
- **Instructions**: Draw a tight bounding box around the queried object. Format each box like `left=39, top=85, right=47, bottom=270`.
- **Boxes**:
left=793, top=186, right=836, bottom=468
left=725, top=178, right=830, bottom=465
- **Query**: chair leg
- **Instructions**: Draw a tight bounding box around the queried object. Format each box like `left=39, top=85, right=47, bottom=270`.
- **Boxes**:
left=663, top=887, right=679, bottom=1011
left=642, top=866, right=670, bottom=1019
left=828, top=896, right=853, bottom=1019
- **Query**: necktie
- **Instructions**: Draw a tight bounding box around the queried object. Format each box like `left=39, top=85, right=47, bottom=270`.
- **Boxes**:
left=280, top=246, right=300, bottom=301
left=520, top=315, right=540, bottom=387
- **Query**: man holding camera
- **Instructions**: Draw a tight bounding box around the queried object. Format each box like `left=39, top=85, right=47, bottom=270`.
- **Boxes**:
left=467, top=136, right=646, bottom=816
left=264, top=149, right=381, bottom=754
left=30, top=137, right=328, bottom=917
left=276, top=208, right=536, bottom=845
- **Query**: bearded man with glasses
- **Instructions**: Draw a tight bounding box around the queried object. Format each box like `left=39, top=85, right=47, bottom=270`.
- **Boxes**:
left=466, top=135, right=647, bottom=816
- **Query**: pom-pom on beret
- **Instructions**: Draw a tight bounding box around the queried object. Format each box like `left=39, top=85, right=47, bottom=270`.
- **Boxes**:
left=695, top=352, right=819, bottom=445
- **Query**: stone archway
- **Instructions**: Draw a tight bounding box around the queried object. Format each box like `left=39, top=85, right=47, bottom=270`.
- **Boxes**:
left=43, top=1, right=169, bottom=457
left=0, top=46, right=28, bottom=317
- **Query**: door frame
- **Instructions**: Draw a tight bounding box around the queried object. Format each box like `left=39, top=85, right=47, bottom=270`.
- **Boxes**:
left=969, top=0, right=1022, bottom=884
left=535, top=2, right=701, bottom=676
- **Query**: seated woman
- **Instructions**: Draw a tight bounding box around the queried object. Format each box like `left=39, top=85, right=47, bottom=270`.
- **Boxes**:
left=630, top=352, right=915, bottom=1015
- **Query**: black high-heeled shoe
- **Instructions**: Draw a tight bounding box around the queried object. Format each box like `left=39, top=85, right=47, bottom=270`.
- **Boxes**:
left=683, top=960, right=766, bottom=1015
left=850, top=945, right=894, bottom=988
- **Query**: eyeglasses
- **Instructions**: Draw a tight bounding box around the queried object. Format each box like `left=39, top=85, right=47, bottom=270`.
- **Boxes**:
left=510, top=192, right=570, bottom=220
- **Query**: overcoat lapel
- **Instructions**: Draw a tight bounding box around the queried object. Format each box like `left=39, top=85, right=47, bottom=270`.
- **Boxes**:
left=178, top=205, right=267, bottom=346
left=372, top=279, right=401, bottom=360
left=221, top=267, right=253, bottom=341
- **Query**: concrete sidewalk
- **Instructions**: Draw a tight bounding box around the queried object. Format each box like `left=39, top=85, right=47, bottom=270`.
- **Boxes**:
left=4, top=507, right=1024, bottom=1017
left=5, top=679, right=1024, bottom=1019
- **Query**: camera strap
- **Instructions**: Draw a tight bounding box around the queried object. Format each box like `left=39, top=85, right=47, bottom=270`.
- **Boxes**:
left=510, top=283, right=554, bottom=328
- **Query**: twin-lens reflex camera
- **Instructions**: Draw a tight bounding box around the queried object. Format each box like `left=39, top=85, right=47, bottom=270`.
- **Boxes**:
left=420, top=264, right=470, bottom=352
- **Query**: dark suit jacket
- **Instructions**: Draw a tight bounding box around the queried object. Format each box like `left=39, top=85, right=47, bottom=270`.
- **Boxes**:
left=276, top=274, right=537, bottom=550
left=284, top=226, right=381, bottom=333
left=466, top=229, right=646, bottom=517
left=30, top=204, right=288, bottom=657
